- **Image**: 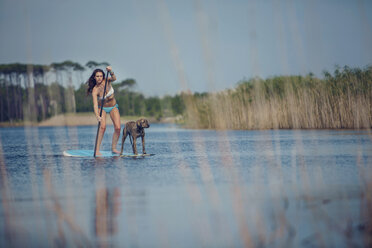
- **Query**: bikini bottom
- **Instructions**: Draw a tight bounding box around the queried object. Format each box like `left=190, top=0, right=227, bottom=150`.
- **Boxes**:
left=102, top=104, right=119, bottom=113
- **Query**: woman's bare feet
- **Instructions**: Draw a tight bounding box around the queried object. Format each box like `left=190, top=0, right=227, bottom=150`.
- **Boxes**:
left=112, top=149, right=121, bottom=154
left=95, top=151, right=102, bottom=156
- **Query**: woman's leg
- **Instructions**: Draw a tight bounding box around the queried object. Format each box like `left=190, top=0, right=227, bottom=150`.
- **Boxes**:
left=110, top=107, right=121, bottom=153
left=96, top=111, right=107, bottom=156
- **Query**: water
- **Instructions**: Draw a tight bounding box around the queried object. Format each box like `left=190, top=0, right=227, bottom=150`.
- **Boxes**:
left=0, top=124, right=371, bottom=247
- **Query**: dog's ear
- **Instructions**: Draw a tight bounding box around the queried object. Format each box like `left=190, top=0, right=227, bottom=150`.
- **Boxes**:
left=136, top=119, right=142, bottom=127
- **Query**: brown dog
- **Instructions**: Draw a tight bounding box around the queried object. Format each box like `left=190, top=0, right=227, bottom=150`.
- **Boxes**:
left=120, top=119, right=150, bottom=155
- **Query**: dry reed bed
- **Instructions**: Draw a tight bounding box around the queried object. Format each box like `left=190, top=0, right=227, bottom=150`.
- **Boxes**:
left=183, top=66, right=372, bottom=129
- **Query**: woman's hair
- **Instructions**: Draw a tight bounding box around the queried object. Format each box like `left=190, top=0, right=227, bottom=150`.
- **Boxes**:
left=86, top=69, right=105, bottom=95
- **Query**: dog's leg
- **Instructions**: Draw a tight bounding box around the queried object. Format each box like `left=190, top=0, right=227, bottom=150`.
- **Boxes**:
left=141, top=134, right=146, bottom=154
left=132, top=138, right=138, bottom=155
left=120, top=126, right=128, bottom=155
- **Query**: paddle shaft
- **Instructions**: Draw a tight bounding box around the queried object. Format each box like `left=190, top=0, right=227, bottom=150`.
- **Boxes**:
left=93, top=70, right=110, bottom=157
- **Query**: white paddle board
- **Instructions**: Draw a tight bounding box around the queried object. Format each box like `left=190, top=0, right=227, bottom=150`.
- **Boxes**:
left=63, top=150, right=154, bottom=158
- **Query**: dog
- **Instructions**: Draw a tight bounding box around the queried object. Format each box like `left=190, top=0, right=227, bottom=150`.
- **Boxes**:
left=120, top=118, right=150, bottom=155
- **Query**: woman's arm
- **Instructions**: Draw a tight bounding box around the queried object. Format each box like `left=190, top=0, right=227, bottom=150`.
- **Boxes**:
left=106, top=66, right=117, bottom=82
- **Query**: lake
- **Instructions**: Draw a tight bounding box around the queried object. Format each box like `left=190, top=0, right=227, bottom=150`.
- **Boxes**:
left=0, top=124, right=371, bottom=247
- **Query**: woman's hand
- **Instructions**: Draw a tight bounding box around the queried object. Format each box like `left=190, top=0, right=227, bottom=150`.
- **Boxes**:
left=106, top=66, right=115, bottom=81
left=96, top=115, right=102, bottom=122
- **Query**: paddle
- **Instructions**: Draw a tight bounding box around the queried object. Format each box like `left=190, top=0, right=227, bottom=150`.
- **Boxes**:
left=93, top=70, right=110, bottom=157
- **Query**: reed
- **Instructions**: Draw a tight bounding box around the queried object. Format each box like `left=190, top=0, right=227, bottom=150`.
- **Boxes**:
left=184, top=66, right=372, bottom=129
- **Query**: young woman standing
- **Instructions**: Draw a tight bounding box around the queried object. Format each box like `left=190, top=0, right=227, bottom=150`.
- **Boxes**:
left=86, top=66, right=121, bottom=156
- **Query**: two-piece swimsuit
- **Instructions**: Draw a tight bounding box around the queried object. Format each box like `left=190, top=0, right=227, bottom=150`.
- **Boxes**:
left=98, top=87, right=118, bottom=113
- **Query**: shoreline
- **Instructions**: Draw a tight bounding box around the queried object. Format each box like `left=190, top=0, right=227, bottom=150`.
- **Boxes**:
left=0, top=113, right=178, bottom=127
left=0, top=114, right=369, bottom=130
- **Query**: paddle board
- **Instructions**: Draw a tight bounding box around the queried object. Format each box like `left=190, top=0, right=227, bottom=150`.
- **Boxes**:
left=63, top=150, right=154, bottom=158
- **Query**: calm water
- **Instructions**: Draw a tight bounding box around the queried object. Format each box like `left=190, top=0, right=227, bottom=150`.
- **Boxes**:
left=0, top=124, right=371, bottom=247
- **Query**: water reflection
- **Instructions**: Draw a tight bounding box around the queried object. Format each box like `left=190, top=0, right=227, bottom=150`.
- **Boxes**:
left=94, top=187, right=120, bottom=244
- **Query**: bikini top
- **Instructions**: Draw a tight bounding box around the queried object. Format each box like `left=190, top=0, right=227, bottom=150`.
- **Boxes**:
left=98, top=86, right=114, bottom=100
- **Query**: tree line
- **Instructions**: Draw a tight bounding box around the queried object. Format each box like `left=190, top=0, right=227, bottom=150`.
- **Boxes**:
left=1, top=61, right=371, bottom=129
left=0, top=61, right=185, bottom=123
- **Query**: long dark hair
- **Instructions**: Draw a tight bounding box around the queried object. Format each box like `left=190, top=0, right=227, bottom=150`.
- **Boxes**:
left=86, top=69, right=105, bottom=95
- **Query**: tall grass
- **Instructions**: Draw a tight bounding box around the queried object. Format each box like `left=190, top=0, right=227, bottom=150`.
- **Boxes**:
left=184, top=66, right=372, bottom=129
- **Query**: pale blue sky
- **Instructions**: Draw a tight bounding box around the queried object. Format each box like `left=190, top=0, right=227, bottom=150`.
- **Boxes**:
left=1, top=0, right=371, bottom=96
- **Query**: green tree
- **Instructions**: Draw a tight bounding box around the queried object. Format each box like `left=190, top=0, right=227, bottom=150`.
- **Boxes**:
left=75, top=83, right=91, bottom=112
left=170, top=94, right=185, bottom=115
left=144, top=97, right=161, bottom=118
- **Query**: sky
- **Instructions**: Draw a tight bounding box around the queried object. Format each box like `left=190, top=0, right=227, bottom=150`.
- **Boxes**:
left=1, top=0, right=372, bottom=96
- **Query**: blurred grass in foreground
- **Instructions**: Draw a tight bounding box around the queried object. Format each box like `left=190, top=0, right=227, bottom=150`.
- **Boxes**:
left=183, top=65, right=372, bottom=129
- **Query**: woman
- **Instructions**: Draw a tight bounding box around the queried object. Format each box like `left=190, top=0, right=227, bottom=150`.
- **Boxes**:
left=86, top=66, right=121, bottom=156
